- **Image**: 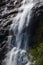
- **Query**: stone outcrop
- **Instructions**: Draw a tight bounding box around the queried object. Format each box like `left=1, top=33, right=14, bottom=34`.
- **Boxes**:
left=28, top=2, right=43, bottom=47
left=0, top=0, right=23, bottom=64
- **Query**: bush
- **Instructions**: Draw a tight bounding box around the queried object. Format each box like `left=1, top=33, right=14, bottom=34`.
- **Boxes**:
left=29, top=43, right=43, bottom=65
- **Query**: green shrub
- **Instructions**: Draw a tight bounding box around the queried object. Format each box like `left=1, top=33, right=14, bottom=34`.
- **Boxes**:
left=29, top=43, right=43, bottom=65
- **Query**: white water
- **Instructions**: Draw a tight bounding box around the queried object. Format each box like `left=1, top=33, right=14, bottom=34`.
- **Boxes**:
left=3, top=0, right=35, bottom=65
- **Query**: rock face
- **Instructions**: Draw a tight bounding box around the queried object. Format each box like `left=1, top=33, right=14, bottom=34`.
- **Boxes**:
left=0, top=0, right=43, bottom=65
left=28, top=2, right=43, bottom=47
left=0, top=0, right=23, bottom=65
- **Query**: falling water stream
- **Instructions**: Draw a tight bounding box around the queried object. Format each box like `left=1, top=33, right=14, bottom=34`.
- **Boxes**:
left=2, top=0, right=35, bottom=65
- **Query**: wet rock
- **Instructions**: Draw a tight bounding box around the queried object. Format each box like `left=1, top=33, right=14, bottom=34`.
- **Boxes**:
left=28, top=2, right=43, bottom=47
left=0, top=0, right=43, bottom=65
left=0, top=0, right=23, bottom=65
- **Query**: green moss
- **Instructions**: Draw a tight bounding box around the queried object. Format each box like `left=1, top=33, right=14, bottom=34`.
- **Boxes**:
left=28, top=16, right=43, bottom=65
left=29, top=43, right=43, bottom=64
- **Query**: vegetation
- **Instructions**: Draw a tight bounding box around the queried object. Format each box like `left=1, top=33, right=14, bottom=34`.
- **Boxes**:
left=28, top=16, right=43, bottom=65
left=30, top=43, right=43, bottom=65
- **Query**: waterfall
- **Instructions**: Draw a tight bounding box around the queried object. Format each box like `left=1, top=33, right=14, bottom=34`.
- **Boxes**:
left=2, top=0, right=35, bottom=65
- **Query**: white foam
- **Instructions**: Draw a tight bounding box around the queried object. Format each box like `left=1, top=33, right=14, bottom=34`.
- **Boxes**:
left=3, top=0, right=35, bottom=65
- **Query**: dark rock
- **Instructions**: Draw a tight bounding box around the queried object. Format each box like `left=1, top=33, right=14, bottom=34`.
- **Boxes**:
left=28, top=2, right=43, bottom=48
left=0, top=0, right=23, bottom=65
left=0, top=0, right=43, bottom=65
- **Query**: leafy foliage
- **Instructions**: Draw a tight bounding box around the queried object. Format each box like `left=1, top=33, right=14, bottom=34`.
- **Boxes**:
left=28, top=16, right=43, bottom=65
left=30, top=43, right=43, bottom=65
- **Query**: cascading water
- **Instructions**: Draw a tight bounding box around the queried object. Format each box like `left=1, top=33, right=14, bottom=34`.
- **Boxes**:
left=2, top=0, right=35, bottom=65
